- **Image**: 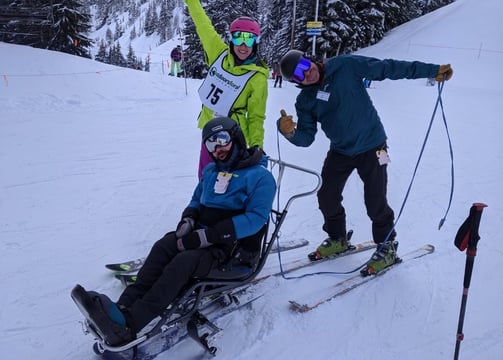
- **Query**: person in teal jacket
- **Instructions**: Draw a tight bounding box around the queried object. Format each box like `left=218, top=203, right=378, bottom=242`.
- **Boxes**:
left=72, top=117, right=276, bottom=346
left=184, top=0, right=270, bottom=179
left=277, top=50, right=453, bottom=274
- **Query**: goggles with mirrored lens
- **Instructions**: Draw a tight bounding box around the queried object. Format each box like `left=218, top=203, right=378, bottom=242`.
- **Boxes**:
left=205, top=131, right=232, bottom=153
left=292, top=57, right=312, bottom=83
left=231, top=31, right=257, bottom=47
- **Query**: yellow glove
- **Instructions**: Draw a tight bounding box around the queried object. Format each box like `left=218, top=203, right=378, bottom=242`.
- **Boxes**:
left=435, top=64, right=453, bottom=82
left=277, top=109, right=296, bottom=139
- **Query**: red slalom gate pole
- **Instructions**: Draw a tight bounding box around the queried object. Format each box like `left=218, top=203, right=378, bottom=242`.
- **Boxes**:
left=453, top=202, right=487, bottom=360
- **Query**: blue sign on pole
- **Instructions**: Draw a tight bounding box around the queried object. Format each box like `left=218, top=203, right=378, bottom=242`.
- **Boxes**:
left=306, top=29, right=322, bottom=36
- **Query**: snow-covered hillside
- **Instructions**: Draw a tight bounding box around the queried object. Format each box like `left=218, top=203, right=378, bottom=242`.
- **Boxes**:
left=1, top=0, right=502, bottom=359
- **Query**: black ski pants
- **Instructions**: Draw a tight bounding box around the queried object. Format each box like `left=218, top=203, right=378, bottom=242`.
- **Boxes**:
left=317, top=144, right=395, bottom=244
left=117, top=231, right=220, bottom=332
left=274, top=75, right=283, bottom=87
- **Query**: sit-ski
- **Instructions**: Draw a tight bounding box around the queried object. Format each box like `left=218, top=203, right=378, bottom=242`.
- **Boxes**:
left=71, top=158, right=321, bottom=359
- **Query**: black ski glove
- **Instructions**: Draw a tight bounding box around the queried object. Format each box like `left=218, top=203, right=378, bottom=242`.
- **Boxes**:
left=177, top=229, right=214, bottom=251
left=175, top=207, right=199, bottom=238
left=177, top=219, right=237, bottom=251
left=175, top=217, right=195, bottom=238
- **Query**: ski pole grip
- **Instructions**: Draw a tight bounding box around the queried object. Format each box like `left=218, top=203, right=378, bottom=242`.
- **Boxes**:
left=468, top=203, right=487, bottom=250
left=454, top=203, right=487, bottom=252
left=280, top=109, right=287, bottom=117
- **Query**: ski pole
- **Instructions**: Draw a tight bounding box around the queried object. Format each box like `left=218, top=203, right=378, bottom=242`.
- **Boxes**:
left=453, top=202, right=487, bottom=360
left=179, top=27, right=188, bottom=96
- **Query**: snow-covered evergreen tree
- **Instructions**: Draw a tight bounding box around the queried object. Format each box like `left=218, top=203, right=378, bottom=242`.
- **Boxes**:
left=157, top=0, right=171, bottom=43
left=126, top=43, right=138, bottom=69
left=182, top=5, right=204, bottom=79
left=319, top=0, right=356, bottom=57
left=144, top=54, right=151, bottom=72
left=107, top=41, right=127, bottom=67
left=114, top=22, right=123, bottom=41
left=105, top=27, right=113, bottom=45
left=130, top=26, right=137, bottom=40
left=94, top=40, right=108, bottom=63
left=48, top=0, right=93, bottom=58
left=259, top=0, right=291, bottom=66
left=144, top=3, right=156, bottom=36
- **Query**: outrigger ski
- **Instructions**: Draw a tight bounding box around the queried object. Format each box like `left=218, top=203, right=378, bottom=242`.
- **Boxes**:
left=105, top=258, right=145, bottom=273
left=115, top=273, right=137, bottom=287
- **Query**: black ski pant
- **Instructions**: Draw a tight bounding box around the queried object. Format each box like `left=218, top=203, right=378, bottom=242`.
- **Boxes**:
left=117, top=231, right=220, bottom=332
left=317, top=144, right=395, bottom=244
left=274, top=75, right=283, bottom=87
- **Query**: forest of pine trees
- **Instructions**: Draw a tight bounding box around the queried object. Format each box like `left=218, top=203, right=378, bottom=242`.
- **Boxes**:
left=0, top=0, right=454, bottom=76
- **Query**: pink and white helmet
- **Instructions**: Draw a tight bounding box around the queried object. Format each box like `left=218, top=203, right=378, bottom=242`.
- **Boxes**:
left=230, top=16, right=261, bottom=37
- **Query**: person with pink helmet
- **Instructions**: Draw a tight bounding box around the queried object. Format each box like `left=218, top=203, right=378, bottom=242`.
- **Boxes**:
left=184, top=0, right=270, bottom=179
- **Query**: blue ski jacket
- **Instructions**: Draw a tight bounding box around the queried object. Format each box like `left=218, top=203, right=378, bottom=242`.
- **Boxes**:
left=289, top=55, right=440, bottom=156
left=187, top=154, right=275, bottom=240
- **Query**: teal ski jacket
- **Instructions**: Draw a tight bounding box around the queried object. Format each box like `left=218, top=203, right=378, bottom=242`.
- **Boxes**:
left=289, top=55, right=440, bottom=156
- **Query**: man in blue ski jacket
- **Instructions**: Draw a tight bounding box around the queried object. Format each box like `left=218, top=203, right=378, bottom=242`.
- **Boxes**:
left=72, top=117, right=276, bottom=346
left=277, top=50, right=453, bottom=274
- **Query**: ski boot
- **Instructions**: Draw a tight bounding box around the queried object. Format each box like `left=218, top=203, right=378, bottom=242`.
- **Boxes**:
left=361, top=240, right=401, bottom=276
left=308, top=230, right=353, bottom=261
left=71, top=284, right=134, bottom=346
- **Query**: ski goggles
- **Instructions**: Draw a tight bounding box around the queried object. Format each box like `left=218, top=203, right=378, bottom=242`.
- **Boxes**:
left=205, top=130, right=232, bottom=153
left=231, top=31, right=258, bottom=47
left=292, top=57, right=312, bottom=83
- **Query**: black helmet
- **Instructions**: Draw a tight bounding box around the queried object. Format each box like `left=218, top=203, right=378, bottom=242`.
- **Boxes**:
left=202, top=117, right=246, bottom=151
left=280, top=49, right=304, bottom=81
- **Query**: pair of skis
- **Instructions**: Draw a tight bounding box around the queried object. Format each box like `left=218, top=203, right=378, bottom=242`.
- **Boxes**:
left=288, top=244, right=434, bottom=312
left=105, top=239, right=435, bottom=313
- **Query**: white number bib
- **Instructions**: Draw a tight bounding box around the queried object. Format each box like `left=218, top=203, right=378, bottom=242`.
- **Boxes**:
left=198, top=52, right=256, bottom=116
